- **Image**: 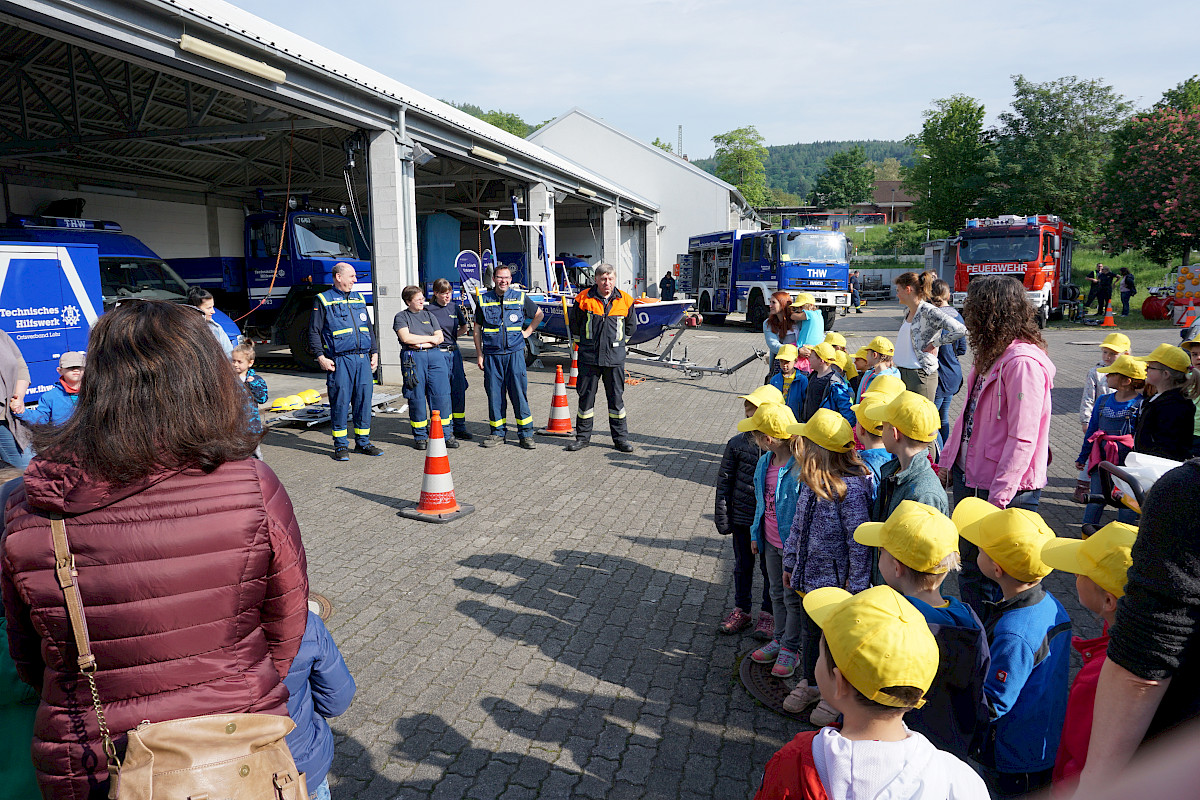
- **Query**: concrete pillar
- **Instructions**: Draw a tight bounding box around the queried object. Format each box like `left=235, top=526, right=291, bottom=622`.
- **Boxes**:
left=601, top=205, right=623, bottom=287
left=367, top=130, right=417, bottom=385
left=527, top=183, right=555, bottom=290
left=205, top=195, right=222, bottom=257
left=645, top=217, right=660, bottom=296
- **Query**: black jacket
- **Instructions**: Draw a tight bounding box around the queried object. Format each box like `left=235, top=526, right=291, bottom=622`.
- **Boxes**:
left=569, top=287, right=638, bottom=368
left=1135, top=387, right=1195, bottom=462
left=1108, top=460, right=1200, bottom=740
left=714, top=432, right=760, bottom=533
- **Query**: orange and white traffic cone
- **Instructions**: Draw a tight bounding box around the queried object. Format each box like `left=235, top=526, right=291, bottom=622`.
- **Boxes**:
left=567, top=344, right=579, bottom=388
left=1178, top=299, right=1197, bottom=328
left=1100, top=301, right=1117, bottom=328
left=538, top=365, right=575, bottom=437
left=399, top=411, right=475, bottom=523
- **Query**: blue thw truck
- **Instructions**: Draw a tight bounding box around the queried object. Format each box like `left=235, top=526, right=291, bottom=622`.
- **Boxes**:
left=687, top=221, right=852, bottom=330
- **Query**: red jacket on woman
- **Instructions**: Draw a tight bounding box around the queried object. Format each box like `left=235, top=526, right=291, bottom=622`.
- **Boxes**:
left=1, top=458, right=309, bottom=800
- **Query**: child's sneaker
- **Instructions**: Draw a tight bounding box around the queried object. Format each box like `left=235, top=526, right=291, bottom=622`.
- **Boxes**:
left=781, top=680, right=821, bottom=713
left=719, top=608, right=752, bottom=634
left=750, top=640, right=781, bottom=664
left=771, top=648, right=799, bottom=678
left=752, top=611, right=774, bottom=641
left=809, top=700, right=840, bottom=727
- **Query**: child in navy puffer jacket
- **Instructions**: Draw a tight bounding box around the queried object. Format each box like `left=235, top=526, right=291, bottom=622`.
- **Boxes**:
left=285, top=612, right=356, bottom=800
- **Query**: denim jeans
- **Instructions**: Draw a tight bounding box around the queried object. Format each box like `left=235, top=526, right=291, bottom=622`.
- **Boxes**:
left=311, top=777, right=331, bottom=800
left=0, top=422, right=31, bottom=469
left=763, top=543, right=803, bottom=653
left=1082, top=470, right=1139, bottom=526
left=951, top=465, right=1042, bottom=619
left=1120, top=291, right=1133, bottom=316
left=933, top=388, right=954, bottom=448
left=731, top=524, right=773, bottom=615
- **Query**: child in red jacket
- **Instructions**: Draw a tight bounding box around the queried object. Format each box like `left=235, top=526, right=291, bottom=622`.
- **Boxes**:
left=1040, top=522, right=1137, bottom=791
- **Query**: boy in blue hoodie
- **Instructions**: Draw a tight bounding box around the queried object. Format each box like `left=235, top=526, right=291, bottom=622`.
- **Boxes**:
left=767, top=344, right=807, bottom=419
left=854, top=500, right=990, bottom=760
left=17, top=351, right=83, bottom=426
left=285, top=612, right=357, bottom=800
left=953, top=498, right=1071, bottom=799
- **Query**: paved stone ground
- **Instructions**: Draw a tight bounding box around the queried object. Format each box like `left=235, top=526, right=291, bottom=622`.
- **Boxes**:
left=244, top=307, right=1179, bottom=799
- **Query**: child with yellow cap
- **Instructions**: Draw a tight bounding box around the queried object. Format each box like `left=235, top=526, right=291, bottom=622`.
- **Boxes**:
left=767, top=344, right=808, bottom=419
left=800, top=342, right=855, bottom=427
left=1080, top=333, right=1130, bottom=434
left=1134, top=343, right=1196, bottom=461
left=1040, top=522, right=1137, bottom=789
left=953, top=498, right=1071, bottom=797
left=778, top=409, right=873, bottom=725
left=854, top=335, right=901, bottom=402
left=848, top=393, right=895, bottom=485
left=1075, top=355, right=1144, bottom=536
left=713, top=387, right=783, bottom=637
left=823, top=332, right=858, bottom=381
left=754, top=586, right=988, bottom=800
left=854, top=501, right=990, bottom=760
left=741, top=403, right=805, bottom=677
left=864, top=391, right=949, bottom=519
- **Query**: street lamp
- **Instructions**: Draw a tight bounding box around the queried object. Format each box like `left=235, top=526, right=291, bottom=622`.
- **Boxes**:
left=920, top=154, right=932, bottom=241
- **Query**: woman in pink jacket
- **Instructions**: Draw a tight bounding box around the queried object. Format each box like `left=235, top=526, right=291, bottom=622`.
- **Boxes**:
left=938, top=275, right=1055, bottom=615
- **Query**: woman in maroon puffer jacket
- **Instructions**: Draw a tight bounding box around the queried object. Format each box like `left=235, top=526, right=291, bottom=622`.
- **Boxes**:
left=1, top=301, right=309, bottom=800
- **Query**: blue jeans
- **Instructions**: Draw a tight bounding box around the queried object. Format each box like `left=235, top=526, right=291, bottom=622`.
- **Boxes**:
left=311, top=777, right=330, bottom=800
left=951, top=465, right=1042, bottom=619
left=1120, top=291, right=1133, bottom=316
left=1082, top=470, right=1139, bottom=526
left=0, top=422, right=31, bottom=469
left=933, top=388, right=954, bottom=448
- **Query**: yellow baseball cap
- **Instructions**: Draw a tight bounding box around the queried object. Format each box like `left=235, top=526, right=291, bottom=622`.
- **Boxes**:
left=810, top=341, right=838, bottom=365
left=1040, top=522, right=1137, bottom=598
left=866, top=336, right=895, bottom=357
left=739, top=385, right=785, bottom=408
left=863, top=391, right=940, bottom=443
left=952, top=497, right=1057, bottom=583
left=1183, top=337, right=1200, bottom=352
left=803, top=585, right=938, bottom=708
left=851, top=394, right=888, bottom=435
left=1135, top=343, right=1191, bottom=374
left=853, top=347, right=872, bottom=362
left=786, top=407, right=854, bottom=452
left=1097, top=354, right=1146, bottom=381
left=794, top=292, right=816, bottom=307
left=835, top=350, right=858, bottom=378
left=737, top=402, right=796, bottom=439
left=824, top=332, right=847, bottom=348
left=1100, top=332, right=1131, bottom=353
left=855, top=500, right=960, bottom=574
left=775, top=343, right=799, bottom=362
left=861, top=373, right=905, bottom=401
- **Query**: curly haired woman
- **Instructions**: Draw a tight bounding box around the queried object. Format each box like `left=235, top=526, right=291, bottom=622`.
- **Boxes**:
left=937, top=275, right=1055, bottom=616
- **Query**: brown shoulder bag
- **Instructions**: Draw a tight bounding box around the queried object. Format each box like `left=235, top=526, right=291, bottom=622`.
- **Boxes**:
left=51, top=515, right=307, bottom=800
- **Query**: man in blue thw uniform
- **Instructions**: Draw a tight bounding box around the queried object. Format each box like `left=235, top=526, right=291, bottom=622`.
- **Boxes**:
left=308, top=262, right=382, bottom=461
left=473, top=265, right=543, bottom=449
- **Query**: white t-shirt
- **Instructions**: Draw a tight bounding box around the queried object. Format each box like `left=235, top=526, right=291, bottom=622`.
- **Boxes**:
left=812, top=727, right=989, bottom=800
left=895, top=321, right=920, bottom=370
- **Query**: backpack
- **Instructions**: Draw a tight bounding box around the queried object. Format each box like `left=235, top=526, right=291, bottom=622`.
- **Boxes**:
left=1125, top=274, right=1137, bottom=295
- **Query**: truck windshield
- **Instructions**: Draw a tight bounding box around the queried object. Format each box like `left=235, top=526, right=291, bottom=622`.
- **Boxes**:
left=958, top=235, right=1039, bottom=264
left=293, top=215, right=359, bottom=259
left=99, top=257, right=191, bottom=302
left=780, top=233, right=845, bottom=262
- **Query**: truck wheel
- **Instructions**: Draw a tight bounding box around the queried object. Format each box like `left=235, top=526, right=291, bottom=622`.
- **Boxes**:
left=699, top=294, right=726, bottom=326
left=822, top=307, right=837, bottom=331
left=1036, top=306, right=1048, bottom=329
left=746, top=290, right=768, bottom=329
left=286, top=313, right=321, bottom=371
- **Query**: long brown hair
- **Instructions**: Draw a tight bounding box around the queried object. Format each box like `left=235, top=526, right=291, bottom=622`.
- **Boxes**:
left=767, top=290, right=793, bottom=337
left=894, top=271, right=934, bottom=302
left=961, top=275, right=1047, bottom=375
left=794, top=436, right=869, bottom=502
left=33, top=300, right=259, bottom=484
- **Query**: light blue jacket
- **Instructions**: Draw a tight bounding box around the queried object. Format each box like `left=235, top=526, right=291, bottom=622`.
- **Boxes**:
left=751, top=452, right=800, bottom=550
left=15, top=382, right=77, bottom=427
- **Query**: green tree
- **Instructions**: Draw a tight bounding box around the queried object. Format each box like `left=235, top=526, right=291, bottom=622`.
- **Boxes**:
left=878, top=221, right=928, bottom=255
left=711, top=126, right=771, bottom=207
left=872, top=157, right=903, bottom=181
left=808, top=146, right=874, bottom=207
left=982, top=75, right=1132, bottom=227
left=651, top=137, right=674, bottom=153
left=480, top=110, right=533, bottom=137
left=1096, top=107, right=1200, bottom=265
left=902, top=94, right=992, bottom=234
left=1156, top=75, right=1200, bottom=112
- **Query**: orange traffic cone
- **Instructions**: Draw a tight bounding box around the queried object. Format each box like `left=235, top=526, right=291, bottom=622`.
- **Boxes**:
left=538, top=365, right=575, bottom=436
left=399, top=411, right=475, bottom=523
left=1100, top=301, right=1117, bottom=328
left=1178, top=299, right=1197, bottom=328
left=567, top=344, right=579, bottom=388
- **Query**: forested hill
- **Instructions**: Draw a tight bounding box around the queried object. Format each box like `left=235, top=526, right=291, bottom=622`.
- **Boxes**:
left=694, top=140, right=915, bottom=201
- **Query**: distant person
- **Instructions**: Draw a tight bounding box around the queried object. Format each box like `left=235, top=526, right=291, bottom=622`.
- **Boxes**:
left=15, top=351, right=83, bottom=427
left=1095, top=264, right=1116, bottom=316
left=892, top=271, right=967, bottom=401
left=187, top=285, right=234, bottom=357
left=930, top=280, right=968, bottom=446
left=0, top=329, right=31, bottom=469
left=659, top=271, right=676, bottom=301
left=845, top=269, right=863, bottom=314
left=428, top=278, right=473, bottom=440
left=394, top=285, right=454, bottom=450
left=1083, top=265, right=1100, bottom=312
left=1119, top=267, right=1137, bottom=317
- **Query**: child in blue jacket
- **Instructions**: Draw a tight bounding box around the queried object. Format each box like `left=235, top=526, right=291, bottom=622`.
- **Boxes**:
left=800, top=342, right=854, bottom=427
left=285, top=611, right=357, bottom=800
left=232, top=344, right=269, bottom=434
left=17, top=351, right=83, bottom=426
left=767, top=344, right=807, bottom=419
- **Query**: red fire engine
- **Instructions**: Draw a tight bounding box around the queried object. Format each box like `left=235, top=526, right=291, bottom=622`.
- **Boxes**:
left=951, top=214, right=1076, bottom=327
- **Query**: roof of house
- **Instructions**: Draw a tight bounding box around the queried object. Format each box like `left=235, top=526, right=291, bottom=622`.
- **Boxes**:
left=869, top=180, right=919, bottom=205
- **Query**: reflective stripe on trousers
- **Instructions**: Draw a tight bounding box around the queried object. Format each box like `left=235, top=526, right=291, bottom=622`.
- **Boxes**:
left=402, top=348, right=451, bottom=441
left=327, top=352, right=373, bottom=447
left=575, top=362, right=628, bottom=443
left=483, top=349, right=533, bottom=438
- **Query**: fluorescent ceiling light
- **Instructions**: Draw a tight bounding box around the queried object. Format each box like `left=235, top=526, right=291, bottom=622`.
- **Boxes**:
left=632, top=207, right=645, bottom=215
left=577, top=187, right=597, bottom=198
left=416, top=182, right=456, bottom=189
left=180, top=34, right=286, bottom=84
left=179, top=134, right=267, bottom=146
left=469, top=145, right=508, bottom=165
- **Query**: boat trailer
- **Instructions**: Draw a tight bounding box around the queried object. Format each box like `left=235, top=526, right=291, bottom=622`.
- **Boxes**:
left=626, top=325, right=765, bottom=380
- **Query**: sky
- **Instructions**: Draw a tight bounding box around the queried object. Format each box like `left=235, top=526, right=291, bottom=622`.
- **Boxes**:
left=233, top=0, right=1196, bottom=159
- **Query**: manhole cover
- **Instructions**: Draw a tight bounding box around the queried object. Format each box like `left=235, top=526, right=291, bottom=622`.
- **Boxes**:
left=308, top=593, right=333, bottom=620
left=738, top=649, right=817, bottom=724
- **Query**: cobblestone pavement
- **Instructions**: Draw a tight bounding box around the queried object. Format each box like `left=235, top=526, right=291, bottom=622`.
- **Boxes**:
left=252, top=306, right=1182, bottom=799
